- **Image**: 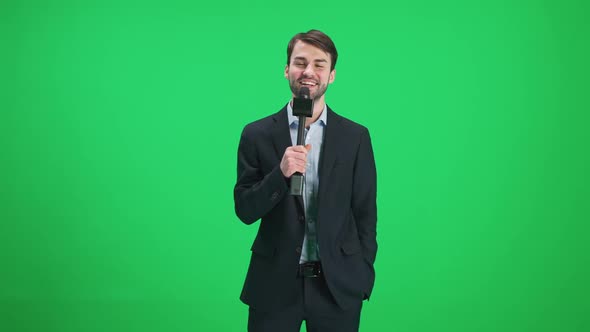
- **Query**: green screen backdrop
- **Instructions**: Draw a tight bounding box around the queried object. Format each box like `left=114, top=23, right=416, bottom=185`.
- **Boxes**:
left=1, top=0, right=589, bottom=331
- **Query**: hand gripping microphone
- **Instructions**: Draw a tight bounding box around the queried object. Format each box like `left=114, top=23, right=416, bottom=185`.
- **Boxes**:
left=290, top=87, right=314, bottom=196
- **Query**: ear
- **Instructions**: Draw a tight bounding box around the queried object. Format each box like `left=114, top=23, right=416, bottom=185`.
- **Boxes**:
left=328, top=69, right=336, bottom=84
left=284, top=64, right=289, bottom=79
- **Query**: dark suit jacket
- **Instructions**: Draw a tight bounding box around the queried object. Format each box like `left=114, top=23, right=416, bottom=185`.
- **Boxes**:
left=234, top=105, right=377, bottom=312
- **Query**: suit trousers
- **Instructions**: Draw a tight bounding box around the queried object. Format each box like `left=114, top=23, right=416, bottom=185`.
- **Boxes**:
left=247, top=272, right=363, bottom=332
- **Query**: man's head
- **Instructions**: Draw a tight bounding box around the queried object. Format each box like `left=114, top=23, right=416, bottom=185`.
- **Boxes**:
left=285, top=30, right=338, bottom=102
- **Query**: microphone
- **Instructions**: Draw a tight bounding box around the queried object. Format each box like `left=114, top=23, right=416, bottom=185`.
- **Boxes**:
left=290, top=87, right=314, bottom=196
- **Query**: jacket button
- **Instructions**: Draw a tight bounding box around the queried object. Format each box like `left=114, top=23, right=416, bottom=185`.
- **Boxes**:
left=295, top=246, right=302, bottom=254
left=270, top=191, right=279, bottom=200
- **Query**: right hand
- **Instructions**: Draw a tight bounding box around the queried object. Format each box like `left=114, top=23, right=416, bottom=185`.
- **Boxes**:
left=280, top=144, right=312, bottom=178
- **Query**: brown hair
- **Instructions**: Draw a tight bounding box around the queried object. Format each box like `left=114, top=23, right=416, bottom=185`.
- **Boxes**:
left=287, top=30, right=338, bottom=71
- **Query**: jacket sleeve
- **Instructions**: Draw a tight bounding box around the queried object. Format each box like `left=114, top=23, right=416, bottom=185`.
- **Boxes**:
left=234, top=126, right=289, bottom=225
left=352, top=128, right=378, bottom=267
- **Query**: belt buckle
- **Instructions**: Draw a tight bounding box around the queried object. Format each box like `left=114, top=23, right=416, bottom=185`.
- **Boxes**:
left=300, top=262, right=321, bottom=278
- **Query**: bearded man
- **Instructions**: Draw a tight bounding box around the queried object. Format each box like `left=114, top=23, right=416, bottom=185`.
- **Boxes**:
left=234, top=29, right=378, bottom=332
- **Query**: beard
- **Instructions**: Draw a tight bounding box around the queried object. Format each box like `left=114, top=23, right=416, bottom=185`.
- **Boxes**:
left=288, top=77, right=329, bottom=101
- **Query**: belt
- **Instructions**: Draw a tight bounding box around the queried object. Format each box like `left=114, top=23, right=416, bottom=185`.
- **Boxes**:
left=298, top=261, right=322, bottom=278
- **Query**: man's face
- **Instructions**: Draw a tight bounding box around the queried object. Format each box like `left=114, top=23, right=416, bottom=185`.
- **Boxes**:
left=285, top=41, right=335, bottom=101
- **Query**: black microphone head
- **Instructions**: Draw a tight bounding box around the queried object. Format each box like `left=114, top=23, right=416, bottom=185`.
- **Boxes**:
left=293, top=86, right=313, bottom=117
left=299, top=86, right=310, bottom=99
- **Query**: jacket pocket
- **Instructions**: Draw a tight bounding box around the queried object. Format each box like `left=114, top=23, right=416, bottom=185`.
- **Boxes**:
left=340, top=241, right=361, bottom=255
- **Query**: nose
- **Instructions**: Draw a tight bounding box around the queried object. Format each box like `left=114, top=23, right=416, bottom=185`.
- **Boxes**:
left=303, top=63, right=315, bottom=77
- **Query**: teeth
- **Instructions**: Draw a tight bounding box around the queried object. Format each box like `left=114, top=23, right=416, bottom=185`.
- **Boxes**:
left=301, top=81, right=316, bottom=86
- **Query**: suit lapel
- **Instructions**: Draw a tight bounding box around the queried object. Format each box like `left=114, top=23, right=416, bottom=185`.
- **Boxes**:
left=318, top=107, right=341, bottom=200
left=271, top=106, right=305, bottom=212
left=271, top=107, right=292, bottom=159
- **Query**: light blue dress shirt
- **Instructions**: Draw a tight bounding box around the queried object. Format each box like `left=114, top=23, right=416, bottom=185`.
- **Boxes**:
left=287, top=102, right=327, bottom=263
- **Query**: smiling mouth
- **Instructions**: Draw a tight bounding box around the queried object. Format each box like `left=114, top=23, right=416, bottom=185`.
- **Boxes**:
left=299, top=80, right=318, bottom=87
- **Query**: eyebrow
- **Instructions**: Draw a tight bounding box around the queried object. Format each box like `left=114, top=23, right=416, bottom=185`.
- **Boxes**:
left=293, top=57, right=328, bottom=63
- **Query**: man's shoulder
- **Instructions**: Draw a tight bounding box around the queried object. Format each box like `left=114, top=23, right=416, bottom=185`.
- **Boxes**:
left=329, top=107, right=369, bottom=135
left=241, top=106, right=287, bottom=135
left=243, top=113, right=278, bottom=129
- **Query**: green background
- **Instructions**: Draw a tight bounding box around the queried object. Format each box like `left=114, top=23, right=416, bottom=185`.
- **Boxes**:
left=1, top=0, right=589, bottom=331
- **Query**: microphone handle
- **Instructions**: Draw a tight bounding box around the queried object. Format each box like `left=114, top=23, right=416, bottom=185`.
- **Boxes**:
left=290, top=115, right=307, bottom=196
left=296, top=115, right=306, bottom=145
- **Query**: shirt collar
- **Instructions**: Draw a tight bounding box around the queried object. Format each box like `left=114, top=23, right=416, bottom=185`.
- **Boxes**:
left=287, top=101, right=328, bottom=127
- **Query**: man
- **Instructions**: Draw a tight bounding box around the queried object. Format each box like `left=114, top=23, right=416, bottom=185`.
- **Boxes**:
left=234, top=29, right=377, bottom=332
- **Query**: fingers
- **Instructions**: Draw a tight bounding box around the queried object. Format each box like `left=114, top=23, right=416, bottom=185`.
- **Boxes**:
left=280, top=145, right=311, bottom=178
left=286, top=145, right=310, bottom=161
left=291, top=145, right=311, bottom=154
